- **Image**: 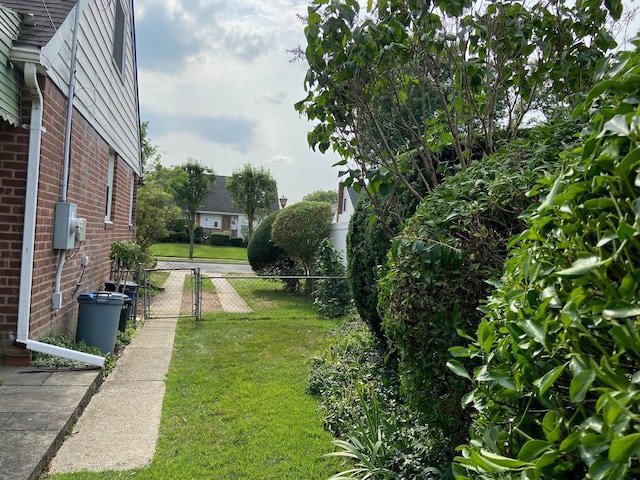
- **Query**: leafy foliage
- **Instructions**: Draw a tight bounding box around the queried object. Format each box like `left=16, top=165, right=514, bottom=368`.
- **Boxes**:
left=271, top=201, right=333, bottom=276
left=309, top=317, right=449, bottom=478
left=346, top=194, right=391, bottom=338
left=304, top=189, right=337, bottom=204
left=226, top=164, right=278, bottom=240
left=246, top=210, right=300, bottom=293
left=167, top=160, right=215, bottom=259
left=313, top=238, right=353, bottom=318
left=452, top=39, right=640, bottom=479
left=378, top=121, right=579, bottom=458
left=296, top=0, right=620, bottom=231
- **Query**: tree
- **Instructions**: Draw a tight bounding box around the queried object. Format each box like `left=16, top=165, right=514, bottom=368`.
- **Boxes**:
left=303, top=189, right=336, bottom=204
left=271, top=201, right=333, bottom=293
left=295, top=0, right=621, bottom=235
left=226, top=164, right=277, bottom=241
left=167, top=160, right=215, bottom=259
left=139, top=120, right=160, bottom=171
left=135, top=122, right=180, bottom=264
left=135, top=179, right=180, bottom=255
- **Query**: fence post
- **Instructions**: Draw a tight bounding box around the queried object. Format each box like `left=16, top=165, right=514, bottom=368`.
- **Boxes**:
left=194, top=267, right=201, bottom=321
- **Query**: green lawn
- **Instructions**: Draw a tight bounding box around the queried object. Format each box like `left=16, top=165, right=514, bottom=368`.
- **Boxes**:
left=150, top=243, right=248, bottom=262
left=46, top=279, right=342, bottom=480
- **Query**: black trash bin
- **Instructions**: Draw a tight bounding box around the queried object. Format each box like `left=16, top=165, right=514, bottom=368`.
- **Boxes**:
left=118, top=296, right=133, bottom=332
left=76, top=291, right=128, bottom=354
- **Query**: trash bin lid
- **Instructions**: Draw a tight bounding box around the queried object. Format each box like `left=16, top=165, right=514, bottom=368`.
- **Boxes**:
left=77, top=291, right=128, bottom=305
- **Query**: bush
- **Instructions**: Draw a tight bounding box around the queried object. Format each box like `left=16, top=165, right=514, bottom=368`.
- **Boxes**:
left=209, top=232, right=229, bottom=246
left=308, top=317, right=448, bottom=478
left=247, top=210, right=300, bottom=292
left=346, top=195, right=391, bottom=338
left=313, top=239, right=352, bottom=318
left=453, top=43, right=640, bottom=479
left=378, top=121, right=576, bottom=457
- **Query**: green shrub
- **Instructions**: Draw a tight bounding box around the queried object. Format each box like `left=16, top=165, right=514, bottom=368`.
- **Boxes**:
left=247, top=210, right=300, bottom=292
left=346, top=195, right=390, bottom=338
left=452, top=41, right=640, bottom=479
left=378, top=122, right=576, bottom=457
left=209, top=232, right=229, bottom=246
left=309, top=317, right=448, bottom=477
left=313, top=238, right=352, bottom=318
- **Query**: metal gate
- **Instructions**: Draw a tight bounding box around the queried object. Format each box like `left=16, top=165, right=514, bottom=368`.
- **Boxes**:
left=142, top=267, right=200, bottom=320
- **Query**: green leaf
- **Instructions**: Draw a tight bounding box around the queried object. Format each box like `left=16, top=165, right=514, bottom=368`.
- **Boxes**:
left=447, top=360, right=471, bottom=380
left=603, top=301, right=640, bottom=319
left=570, top=369, right=596, bottom=403
left=534, top=363, right=567, bottom=396
left=517, top=440, right=552, bottom=461
left=479, top=450, right=529, bottom=469
left=601, top=114, right=629, bottom=137
left=556, top=256, right=606, bottom=278
left=609, top=433, right=640, bottom=463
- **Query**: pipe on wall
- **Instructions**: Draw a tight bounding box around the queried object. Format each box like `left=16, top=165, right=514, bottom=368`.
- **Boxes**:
left=53, top=0, right=83, bottom=307
left=15, top=55, right=104, bottom=367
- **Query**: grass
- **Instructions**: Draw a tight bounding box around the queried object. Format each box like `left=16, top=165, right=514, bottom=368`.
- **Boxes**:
left=45, top=278, right=342, bottom=479
left=150, top=243, right=248, bottom=262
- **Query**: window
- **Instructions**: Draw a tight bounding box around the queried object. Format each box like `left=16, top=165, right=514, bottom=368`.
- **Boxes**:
left=342, top=197, right=347, bottom=213
left=113, top=0, right=126, bottom=76
left=105, top=152, right=115, bottom=223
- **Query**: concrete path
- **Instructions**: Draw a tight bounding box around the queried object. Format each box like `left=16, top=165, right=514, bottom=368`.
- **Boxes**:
left=211, top=278, right=251, bottom=313
left=47, top=272, right=185, bottom=473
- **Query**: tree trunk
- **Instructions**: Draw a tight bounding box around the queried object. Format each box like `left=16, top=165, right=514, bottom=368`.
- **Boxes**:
left=189, top=221, right=195, bottom=259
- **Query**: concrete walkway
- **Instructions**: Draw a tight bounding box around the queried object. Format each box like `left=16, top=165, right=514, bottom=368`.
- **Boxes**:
left=0, top=268, right=252, bottom=478
left=47, top=271, right=185, bottom=474
left=211, top=278, right=251, bottom=313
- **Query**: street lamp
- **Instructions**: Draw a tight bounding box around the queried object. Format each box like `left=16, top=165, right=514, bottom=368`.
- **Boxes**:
left=279, top=195, right=288, bottom=209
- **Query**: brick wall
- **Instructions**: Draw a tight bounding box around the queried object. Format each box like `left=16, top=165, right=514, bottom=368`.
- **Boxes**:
left=0, top=75, right=138, bottom=348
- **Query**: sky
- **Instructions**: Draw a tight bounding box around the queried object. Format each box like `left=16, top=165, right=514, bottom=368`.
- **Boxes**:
left=133, top=0, right=340, bottom=205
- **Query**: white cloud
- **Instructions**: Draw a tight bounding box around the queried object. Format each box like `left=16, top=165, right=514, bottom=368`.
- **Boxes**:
left=134, top=0, right=339, bottom=203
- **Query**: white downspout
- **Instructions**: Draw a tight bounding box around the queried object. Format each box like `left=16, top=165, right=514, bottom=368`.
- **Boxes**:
left=15, top=60, right=104, bottom=366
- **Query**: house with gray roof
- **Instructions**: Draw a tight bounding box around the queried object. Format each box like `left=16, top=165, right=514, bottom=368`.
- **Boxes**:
left=197, top=175, right=280, bottom=239
left=0, top=0, right=141, bottom=367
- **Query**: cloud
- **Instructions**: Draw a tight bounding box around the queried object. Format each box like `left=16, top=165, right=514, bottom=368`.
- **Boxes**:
left=145, top=113, right=257, bottom=152
left=254, top=91, right=288, bottom=105
left=135, top=5, right=201, bottom=70
left=266, top=154, right=294, bottom=166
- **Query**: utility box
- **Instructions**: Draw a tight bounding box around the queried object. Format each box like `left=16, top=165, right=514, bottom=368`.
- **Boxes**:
left=53, top=202, right=87, bottom=249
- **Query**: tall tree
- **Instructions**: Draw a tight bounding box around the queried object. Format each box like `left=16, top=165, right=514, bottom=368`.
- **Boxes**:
left=295, top=0, right=621, bottom=235
left=226, top=164, right=277, bottom=241
left=167, top=160, right=215, bottom=259
left=136, top=122, right=180, bottom=264
left=303, top=189, right=337, bottom=204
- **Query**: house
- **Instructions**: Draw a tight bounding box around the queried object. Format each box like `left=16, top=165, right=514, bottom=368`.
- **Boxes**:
left=197, top=175, right=279, bottom=240
left=329, top=182, right=359, bottom=261
left=0, top=1, right=141, bottom=366
left=197, top=176, right=248, bottom=239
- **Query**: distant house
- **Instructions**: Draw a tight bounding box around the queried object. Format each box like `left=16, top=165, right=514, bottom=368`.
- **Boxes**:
left=0, top=1, right=141, bottom=365
left=329, top=182, right=360, bottom=261
left=197, top=175, right=281, bottom=240
left=197, top=176, right=247, bottom=239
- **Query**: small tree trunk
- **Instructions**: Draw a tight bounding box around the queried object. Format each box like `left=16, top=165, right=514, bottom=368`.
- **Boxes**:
left=189, top=222, right=195, bottom=259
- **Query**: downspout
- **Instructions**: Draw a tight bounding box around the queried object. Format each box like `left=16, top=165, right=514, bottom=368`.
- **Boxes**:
left=53, top=0, right=82, bottom=306
left=14, top=5, right=104, bottom=367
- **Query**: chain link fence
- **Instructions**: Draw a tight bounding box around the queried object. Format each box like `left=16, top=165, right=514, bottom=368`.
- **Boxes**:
left=141, top=269, right=349, bottom=320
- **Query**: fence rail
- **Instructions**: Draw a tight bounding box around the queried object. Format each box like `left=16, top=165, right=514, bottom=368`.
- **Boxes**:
left=142, top=270, right=348, bottom=321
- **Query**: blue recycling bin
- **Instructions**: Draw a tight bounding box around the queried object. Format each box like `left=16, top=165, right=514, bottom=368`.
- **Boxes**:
left=76, top=291, right=128, bottom=354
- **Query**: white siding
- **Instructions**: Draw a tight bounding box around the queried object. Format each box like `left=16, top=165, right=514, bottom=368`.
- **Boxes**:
left=0, top=7, right=20, bottom=126
left=40, top=0, right=141, bottom=176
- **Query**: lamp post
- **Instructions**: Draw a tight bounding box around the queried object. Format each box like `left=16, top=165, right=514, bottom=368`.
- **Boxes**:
left=279, top=195, right=288, bottom=209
